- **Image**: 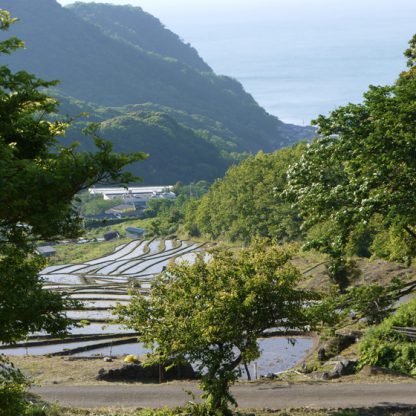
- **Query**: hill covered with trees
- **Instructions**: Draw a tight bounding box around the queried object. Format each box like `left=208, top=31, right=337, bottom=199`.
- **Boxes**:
left=66, top=111, right=230, bottom=184
left=1, top=0, right=315, bottom=184
left=68, top=2, right=212, bottom=72
left=189, top=145, right=306, bottom=243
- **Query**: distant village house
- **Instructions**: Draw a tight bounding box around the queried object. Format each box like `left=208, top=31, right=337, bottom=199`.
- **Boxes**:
left=105, top=204, right=136, bottom=216
left=103, top=231, right=120, bottom=241
left=125, top=227, right=145, bottom=239
left=36, top=246, right=56, bottom=258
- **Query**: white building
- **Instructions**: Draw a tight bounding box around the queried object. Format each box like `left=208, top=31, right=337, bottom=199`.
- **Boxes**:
left=88, top=186, right=176, bottom=206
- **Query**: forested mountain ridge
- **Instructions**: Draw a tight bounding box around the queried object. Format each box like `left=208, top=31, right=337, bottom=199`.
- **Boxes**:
left=53, top=92, right=238, bottom=184
left=68, top=2, right=212, bottom=73
left=61, top=108, right=231, bottom=185
left=2, top=0, right=315, bottom=183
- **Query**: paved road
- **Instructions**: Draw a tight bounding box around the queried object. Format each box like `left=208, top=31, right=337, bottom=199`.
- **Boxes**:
left=32, top=382, right=416, bottom=410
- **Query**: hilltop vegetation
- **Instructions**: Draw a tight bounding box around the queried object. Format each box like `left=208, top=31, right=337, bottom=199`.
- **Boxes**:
left=63, top=110, right=231, bottom=184
left=190, top=145, right=306, bottom=243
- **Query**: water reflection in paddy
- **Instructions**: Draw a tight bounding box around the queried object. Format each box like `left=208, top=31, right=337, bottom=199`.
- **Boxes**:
left=74, top=336, right=314, bottom=376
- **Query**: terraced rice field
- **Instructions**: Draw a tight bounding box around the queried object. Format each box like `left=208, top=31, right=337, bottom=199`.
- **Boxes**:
left=2, top=238, right=315, bottom=376
left=42, top=238, right=205, bottom=304
left=2, top=238, right=206, bottom=356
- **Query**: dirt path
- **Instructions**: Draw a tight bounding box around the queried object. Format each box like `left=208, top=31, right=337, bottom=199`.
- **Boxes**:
left=32, top=382, right=416, bottom=410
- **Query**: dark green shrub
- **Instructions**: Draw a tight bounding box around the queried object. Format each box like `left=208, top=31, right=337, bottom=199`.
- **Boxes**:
left=0, top=357, right=29, bottom=416
left=325, top=257, right=361, bottom=292
left=359, top=298, right=416, bottom=375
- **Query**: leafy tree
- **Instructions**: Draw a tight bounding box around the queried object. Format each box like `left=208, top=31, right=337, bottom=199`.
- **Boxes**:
left=0, top=9, right=146, bottom=344
left=142, top=181, right=211, bottom=237
left=369, top=222, right=416, bottom=264
left=192, top=144, right=306, bottom=243
left=345, top=279, right=403, bottom=325
left=311, top=278, right=404, bottom=334
left=117, top=239, right=318, bottom=414
left=286, top=35, right=416, bottom=261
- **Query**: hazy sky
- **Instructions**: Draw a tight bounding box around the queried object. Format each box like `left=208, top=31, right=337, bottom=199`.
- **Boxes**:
left=55, top=0, right=416, bottom=53
left=55, top=0, right=416, bottom=24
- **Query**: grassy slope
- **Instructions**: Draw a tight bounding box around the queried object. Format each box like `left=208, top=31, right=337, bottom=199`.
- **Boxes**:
left=25, top=403, right=416, bottom=416
left=293, top=253, right=416, bottom=292
left=25, top=404, right=416, bottom=416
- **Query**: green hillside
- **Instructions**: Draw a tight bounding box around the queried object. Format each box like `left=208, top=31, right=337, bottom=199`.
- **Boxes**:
left=2, top=0, right=315, bottom=184
left=55, top=93, right=235, bottom=184
left=63, top=111, right=230, bottom=184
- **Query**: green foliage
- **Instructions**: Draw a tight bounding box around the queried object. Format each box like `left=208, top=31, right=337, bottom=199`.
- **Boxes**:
left=192, top=145, right=306, bottom=243
left=22, top=402, right=62, bottom=416
left=0, top=245, right=79, bottom=343
left=78, top=194, right=125, bottom=216
left=136, top=403, right=214, bottom=416
left=286, top=35, right=416, bottom=261
left=79, top=112, right=230, bottom=185
left=117, top=239, right=318, bottom=414
left=143, top=181, right=210, bottom=237
left=404, top=34, right=416, bottom=68
left=0, top=356, right=28, bottom=416
left=311, top=279, right=404, bottom=330
left=144, top=199, right=176, bottom=219
left=344, top=223, right=375, bottom=258
left=0, top=9, right=145, bottom=344
left=359, top=298, right=416, bottom=374
left=345, top=278, right=403, bottom=325
left=369, top=225, right=415, bottom=265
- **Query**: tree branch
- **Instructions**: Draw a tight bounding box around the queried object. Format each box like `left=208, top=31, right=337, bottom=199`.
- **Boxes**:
left=404, top=225, right=416, bottom=240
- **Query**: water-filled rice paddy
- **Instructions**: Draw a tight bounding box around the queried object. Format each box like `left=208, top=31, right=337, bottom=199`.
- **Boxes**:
left=61, top=324, right=136, bottom=336
left=0, top=339, right=115, bottom=356
left=5, top=239, right=206, bottom=354
left=41, top=274, right=84, bottom=285
left=239, top=337, right=313, bottom=379
left=73, top=342, right=149, bottom=358
left=73, top=337, right=313, bottom=378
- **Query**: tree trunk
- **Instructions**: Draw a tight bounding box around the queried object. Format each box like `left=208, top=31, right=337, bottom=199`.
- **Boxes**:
left=244, top=362, right=251, bottom=380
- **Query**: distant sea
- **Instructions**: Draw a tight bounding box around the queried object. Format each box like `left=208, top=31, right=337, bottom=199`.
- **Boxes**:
left=136, top=0, right=416, bottom=125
